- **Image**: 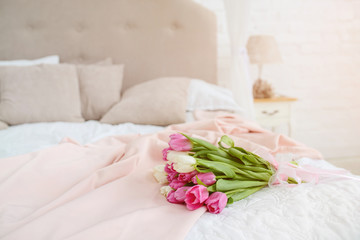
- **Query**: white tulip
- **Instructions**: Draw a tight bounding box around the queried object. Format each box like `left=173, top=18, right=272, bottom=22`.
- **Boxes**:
left=167, top=151, right=196, bottom=173
left=160, top=186, right=173, bottom=197
left=153, top=164, right=168, bottom=184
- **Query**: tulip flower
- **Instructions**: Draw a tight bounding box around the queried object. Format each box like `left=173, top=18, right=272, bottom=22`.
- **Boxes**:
left=169, top=179, right=187, bottom=190
left=167, top=151, right=196, bottom=173
left=153, top=165, right=168, bottom=184
left=162, top=147, right=171, bottom=161
left=205, top=192, right=227, bottom=214
left=168, top=133, right=192, bottom=151
left=173, top=186, right=191, bottom=202
left=192, top=172, right=216, bottom=186
left=160, top=186, right=173, bottom=197
left=184, top=185, right=209, bottom=210
left=178, top=170, right=198, bottom=182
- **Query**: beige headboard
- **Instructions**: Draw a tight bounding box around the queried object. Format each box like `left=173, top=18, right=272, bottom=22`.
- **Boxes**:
left=0, top=0, right=217, bottom=90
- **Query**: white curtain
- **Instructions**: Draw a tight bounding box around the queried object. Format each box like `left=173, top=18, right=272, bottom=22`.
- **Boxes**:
left=223, top=0, right=254, bottom=119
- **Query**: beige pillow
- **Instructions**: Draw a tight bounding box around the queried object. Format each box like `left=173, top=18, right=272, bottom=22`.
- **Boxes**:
left=77, top=64, right=124, bottom=120
left=0, top=65, right=84, bottom=125
left=100, top=77, right=190, bottom=126
left=0, top=121, right=8, bottom=130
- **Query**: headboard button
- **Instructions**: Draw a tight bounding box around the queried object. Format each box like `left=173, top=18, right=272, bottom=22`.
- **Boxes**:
left=124, top=22, right=137, bottom=30
left=75, top=24, right=85, bottom=33
left=171, top=21, right=182, bottom=30
left=78, top=54, right=86, bottom=62
left=27, top=23, right=36, bottom=30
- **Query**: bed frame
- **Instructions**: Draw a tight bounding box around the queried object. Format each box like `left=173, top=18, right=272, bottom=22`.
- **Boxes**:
left=0, top=0, right=217, bottom=90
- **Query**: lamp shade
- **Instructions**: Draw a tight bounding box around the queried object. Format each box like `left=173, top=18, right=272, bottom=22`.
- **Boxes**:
left=246, top=35, right=282, bottom=64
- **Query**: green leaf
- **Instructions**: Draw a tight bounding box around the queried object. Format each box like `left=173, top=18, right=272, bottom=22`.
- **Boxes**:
left=194, top=166, right=213, bottom=173
left=234, top=147, right=272, bottom=169
left=216, top=179, right=267, bottom=192
left=207, top=184, right=217, bottom=192
left=216, top=175, right=250, bottom=181
left=235, top=169, right=272, bottom=181
left=290, top=161, right=298, bottom=166
left=206, top=154, right=245, bottom=168
left=193, top=150, right=213, bottom=158
left=218, top=135, right=234, bottom=149
left=191, top=147, right=207, bottom=152
left=207, top=153, right=272, bottom=175
left=196, top=159, right=236, bottom=178
left=228, top=148, right=253, bottom=165
left=240, top=165, right=273, bottom=173
left=182, top=134, right=218, bottom=151
left=287, top=177, right=299, bottom=184
left=228, top=186, right=265, bottom=203
left=213, top=149, right=235, bottom=159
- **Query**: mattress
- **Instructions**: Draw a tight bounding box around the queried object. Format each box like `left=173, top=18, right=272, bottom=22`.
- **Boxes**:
left=1, top=120, right=359, bottom=240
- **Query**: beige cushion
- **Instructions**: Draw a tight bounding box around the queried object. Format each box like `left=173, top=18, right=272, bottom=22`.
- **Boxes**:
left=0, top=65, right=84, bottom=125
left=0, top=121, right=8, bottom=130
left=77, top=64, right=124, bottom=120
left=100, top=77, right=190, bottom=126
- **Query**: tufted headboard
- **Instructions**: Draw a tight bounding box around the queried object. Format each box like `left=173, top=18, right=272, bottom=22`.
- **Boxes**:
left=0, top=0, right=217, bottom=90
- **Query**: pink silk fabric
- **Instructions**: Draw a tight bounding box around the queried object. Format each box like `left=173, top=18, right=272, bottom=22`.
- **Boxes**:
left=0, top=115, right=322, bottom=239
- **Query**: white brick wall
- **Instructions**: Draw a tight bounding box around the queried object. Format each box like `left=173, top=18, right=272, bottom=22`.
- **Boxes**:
left=249, top=0, right=360, bottom=159
left=196, top=0, right=360, bottom=159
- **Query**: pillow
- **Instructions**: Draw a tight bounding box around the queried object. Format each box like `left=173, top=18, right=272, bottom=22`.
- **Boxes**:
left=65, top=57, right=112, bottom=65
left=0, top=121, right=8, bottom=130
left=187, top=79, right=244, bottom=113
left=0, top=55, right=59, bottom=66
left=100, top=77, right=190, bottom=126
left=77, top=64, right=124, bottom=120
left=0, top=65, right=84, bottom=125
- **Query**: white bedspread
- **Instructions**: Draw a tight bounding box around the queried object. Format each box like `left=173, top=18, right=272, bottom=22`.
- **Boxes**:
left=1, top=122, right=359, bottom=240
left=0, top=121, right=163, bottom=158
left=187, top=158, right=360, bottom=240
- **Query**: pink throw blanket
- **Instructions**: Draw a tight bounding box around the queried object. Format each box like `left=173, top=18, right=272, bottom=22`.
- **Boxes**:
left=0, top=115, right=321, bottom=239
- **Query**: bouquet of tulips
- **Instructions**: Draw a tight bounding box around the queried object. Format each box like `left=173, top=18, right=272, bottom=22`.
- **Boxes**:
left=153, top=133, right=298, bottom=214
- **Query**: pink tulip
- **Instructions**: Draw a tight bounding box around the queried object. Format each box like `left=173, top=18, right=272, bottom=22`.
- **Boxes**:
left=178, top=170, right=198, bottom=182
left=169, top=179, right=186, bottom=190
left=162, top=147, right=171, bottom=161
left=173, top=187, right=191, bottom=202
left=165, top=164, right=178, bottom=182
left=205, top=192, right=227, bottom=214
left=168, top=134, right=192, bottom=151
left=192, top=172, right=216, bottom=186
left=167, top=173, right=177, bottom=182
left=167, top=190, right=183, bottom=204
left=164, top=163, right=176, bottom=174
left=184, top=185, right=209, bottom=210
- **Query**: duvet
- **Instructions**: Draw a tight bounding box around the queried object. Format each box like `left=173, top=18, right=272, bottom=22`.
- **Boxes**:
left=0, top=115, right=359, bottom=240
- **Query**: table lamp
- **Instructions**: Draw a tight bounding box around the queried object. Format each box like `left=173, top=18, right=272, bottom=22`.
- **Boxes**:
left=246, top=35, right=282, bottom=98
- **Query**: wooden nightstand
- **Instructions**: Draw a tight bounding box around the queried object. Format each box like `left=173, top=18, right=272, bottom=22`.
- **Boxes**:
left=254, top=96, right=297, bottom=136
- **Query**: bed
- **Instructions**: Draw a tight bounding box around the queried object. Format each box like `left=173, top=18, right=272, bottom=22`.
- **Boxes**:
left=0, top=0, right=360, bottom=239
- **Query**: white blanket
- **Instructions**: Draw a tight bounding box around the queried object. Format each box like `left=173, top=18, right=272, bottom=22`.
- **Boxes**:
left=0, top=121, right=162, bottom=158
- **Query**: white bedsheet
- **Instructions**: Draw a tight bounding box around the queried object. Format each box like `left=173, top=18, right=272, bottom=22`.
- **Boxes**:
left=1, top=122, right=359, bottom=240
left=187, top=158, right=360, bottom=240
left=0, top=121, right=163, bottom=159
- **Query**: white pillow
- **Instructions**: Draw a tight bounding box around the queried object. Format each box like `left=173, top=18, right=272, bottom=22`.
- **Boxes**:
left=187, top=79, right=245, bottom=113
left=0, top=55, right=59, bottom=66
